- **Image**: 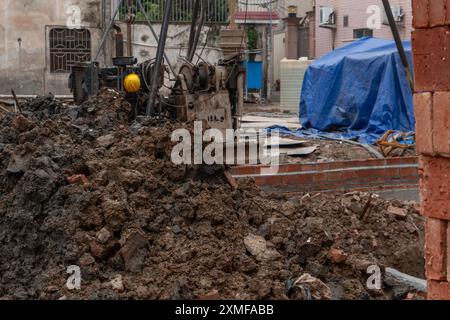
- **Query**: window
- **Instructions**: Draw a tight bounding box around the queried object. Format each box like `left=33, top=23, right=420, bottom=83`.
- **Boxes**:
left=343, top=15, right=349, bottom=27
left=49, top=28, right=91, bottom=73
left=353, top=28, right=373, bottom=39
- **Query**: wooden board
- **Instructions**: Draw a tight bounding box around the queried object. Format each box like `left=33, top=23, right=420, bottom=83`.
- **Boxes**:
left=240, top=116, right=299, bottom=124
left=264, top=138, right=308, bottom=148
left=240, top=122, right=300, bottom=129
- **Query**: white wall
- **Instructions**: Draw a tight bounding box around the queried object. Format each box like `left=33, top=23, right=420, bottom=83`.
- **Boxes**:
left=0, top=0, right=106, bottom=95
left=315, top=0, right=412, bottom=57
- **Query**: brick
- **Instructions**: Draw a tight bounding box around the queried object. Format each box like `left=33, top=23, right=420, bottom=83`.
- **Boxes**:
left=430, top=0, right=446, bottom=27
left=433, top=92, right=450, bottom=156
left=448, top=224, right=450, bottom=282
left=412, top=0, right=429, bottom=28
left=329, top=248, right=348, bottom=264
left=428, top=280, right=450, bottom=300
left=425, top=218, right=448, bottom=281
left=420, top=156, right=450, bottom=220
left=412, top=27, right=450, bottom=92
left=447, top=0, right=450, bottom=24
left=414, top=93, right=434, bottom=155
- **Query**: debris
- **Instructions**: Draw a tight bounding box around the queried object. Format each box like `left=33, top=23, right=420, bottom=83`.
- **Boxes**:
left=110, top=275, right=124, bottom=292
left=196, top=289, right=220, bottom=300
left=96, top=228, right=112, bottom=244
left=291, top=274, right=332, bottom=300
left=67, top=174, right=90, bottom=187
left=385, top=268, right=427, bottom=293
left=388, top=206, right=408, bottom=220
left=224, top=170, right=238, bottom=190
left=96, top=134, right=116, bottom=148
left=244, top=234, right=281, bottom=262
left=0, top=92, right=424, bottom=300
left=119, top=229, right=148, bottom=272
left=329, top=248, right=348, bottom=264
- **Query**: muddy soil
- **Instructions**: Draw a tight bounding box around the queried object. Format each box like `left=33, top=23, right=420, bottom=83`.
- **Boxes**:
left=0, top=91, right=424, bottom=300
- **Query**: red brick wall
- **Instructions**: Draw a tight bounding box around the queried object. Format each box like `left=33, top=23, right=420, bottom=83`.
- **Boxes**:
left=412, top=0, right=450, bottom=300
left=232, top=158, right=418, bottom=193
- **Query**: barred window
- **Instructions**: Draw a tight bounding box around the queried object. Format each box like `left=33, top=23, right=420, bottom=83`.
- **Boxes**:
left=49, top=28, right=91, bottom=73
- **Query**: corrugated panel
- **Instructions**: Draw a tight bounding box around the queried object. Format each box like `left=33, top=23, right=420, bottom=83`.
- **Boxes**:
left=280, top=59, right=313, bottom=112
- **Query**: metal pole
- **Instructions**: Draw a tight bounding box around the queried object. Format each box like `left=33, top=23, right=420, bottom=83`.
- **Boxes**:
left=229, top=0, right=237, bottom=29
left=188, top=0, right=206, bottom=62
left=136, top=0, right=176, bottom=76
left=94, top=0, right=124, bottom=61
left=268, top=1, right=274, bottom=103
left=187, top=0, right=201, bottom=59
left=146, top=0, right=173, bottom=116
left=382, top=0, right=414, bottom=91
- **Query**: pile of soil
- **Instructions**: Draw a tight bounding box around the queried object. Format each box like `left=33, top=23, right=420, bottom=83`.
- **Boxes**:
left=0, top=91, right=424, bottom=300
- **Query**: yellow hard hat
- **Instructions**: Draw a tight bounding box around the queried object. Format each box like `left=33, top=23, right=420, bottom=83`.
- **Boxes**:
left=123, top=73, right=141, bottom=93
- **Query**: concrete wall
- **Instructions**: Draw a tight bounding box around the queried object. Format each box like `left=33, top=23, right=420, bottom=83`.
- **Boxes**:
left=285, top=0, right=314, bottom=17
left=123, top=23, right=223, bottom=74
left=0, top=0, right=107, bottom=95
left=272, top=0, right=314, bottom=83
left=315, top=0, right=412, bottom=58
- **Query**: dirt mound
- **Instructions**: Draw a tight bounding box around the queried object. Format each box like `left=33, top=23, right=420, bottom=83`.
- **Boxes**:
left=0, top=91, right=424, bottom=300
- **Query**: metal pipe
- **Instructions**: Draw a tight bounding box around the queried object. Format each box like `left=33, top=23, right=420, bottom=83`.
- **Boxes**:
left=147, top=0, right=173, bottom=116
left=136, top=0, right=176, bottom=76
left=113, top=25, right=124, bottom=57
left=126, top=19, right=133, bottom=56
left=188, top=0, right=207, bottom=62
left=187, top=0, right=201, bottom=60
left=382, top=0, right=414, bottom=92
left=94, top=0, right=125, bottom=61
left=0, top=95, right=73, bottom=100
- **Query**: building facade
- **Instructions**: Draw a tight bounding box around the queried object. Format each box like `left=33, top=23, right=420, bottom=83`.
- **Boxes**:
left=315, top=0, right=412, bottom=57
left=0, top=0, right=109, bottom=96
left=0, top=0, right=225, bottom=96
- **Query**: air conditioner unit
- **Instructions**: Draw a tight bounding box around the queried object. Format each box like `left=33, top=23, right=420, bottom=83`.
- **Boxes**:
left=320, top=6, right=336, bottom=26
left=383, top=6, right=404, bottom=24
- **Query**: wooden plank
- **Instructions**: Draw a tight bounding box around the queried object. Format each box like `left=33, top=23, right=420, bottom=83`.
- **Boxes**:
left=240, top=122, right=300, bottom=129
left=283, top=146, right=317, bottom=156
left=264, top=138, right=308, bottom=148
left=241, top=115, right=299, bottom=124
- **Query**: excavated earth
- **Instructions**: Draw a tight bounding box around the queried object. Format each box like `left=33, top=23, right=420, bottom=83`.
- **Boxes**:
left=0, top=90, right=424, bottom=300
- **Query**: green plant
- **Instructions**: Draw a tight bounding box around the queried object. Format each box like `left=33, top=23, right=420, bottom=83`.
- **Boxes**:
left=247, top=26, right=258, bottom=51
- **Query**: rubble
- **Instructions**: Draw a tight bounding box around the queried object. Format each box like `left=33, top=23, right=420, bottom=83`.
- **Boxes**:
left=0, top=91, right=425, bottom=300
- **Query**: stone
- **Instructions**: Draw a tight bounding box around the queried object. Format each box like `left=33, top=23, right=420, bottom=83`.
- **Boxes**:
left=96, top=134, right=116, bottom=148
left=90, top=241, right=107, bottom=259
left=120, top=229, right=148, bottom=272
left=244, top=234, right=281, bottom=262
left=329, top=248, right=348, bottom=264
left=96, top=227, right=112, bottom=244
left=387, top=206, right=408, bottom=220
left=110, top=275, right=124, bottom=292
left=7, top=153, right=32, bottom=173
left=196, top=289, right=220, bottom=300
left=79, top=253, right=95, bottom=267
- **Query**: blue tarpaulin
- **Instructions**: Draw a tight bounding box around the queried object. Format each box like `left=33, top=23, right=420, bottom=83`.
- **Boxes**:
left=274, top=37, right=415, bottom=145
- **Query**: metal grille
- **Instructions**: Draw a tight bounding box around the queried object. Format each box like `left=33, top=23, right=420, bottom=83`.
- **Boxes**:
left=49, top=28, right=91, bottom=73
left=118, top=0, right=229, bottom=24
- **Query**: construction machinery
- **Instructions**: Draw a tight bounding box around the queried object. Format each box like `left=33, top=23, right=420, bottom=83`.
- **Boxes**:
left=69, top=0, right=245, bottom=130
